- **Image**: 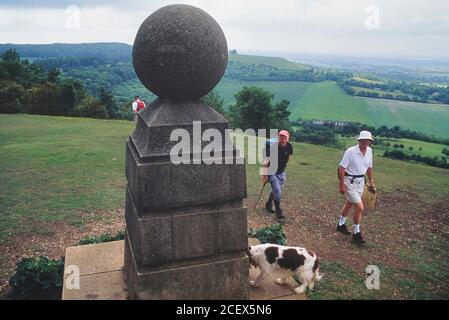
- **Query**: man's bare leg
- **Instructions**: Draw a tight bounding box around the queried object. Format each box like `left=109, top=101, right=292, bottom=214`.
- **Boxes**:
left=337, top=200, right=353, bottom=235
left=352, top=201, right=366, bottom=244
left=341, top=200, right=354, bottom=218
left=353, top=202, right=364, bottom=225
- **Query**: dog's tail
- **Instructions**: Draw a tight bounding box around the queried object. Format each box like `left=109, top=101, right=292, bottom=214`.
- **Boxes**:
left=313, top=270, right=323, bottom=282
left=312, top=258, right=323, bottom=282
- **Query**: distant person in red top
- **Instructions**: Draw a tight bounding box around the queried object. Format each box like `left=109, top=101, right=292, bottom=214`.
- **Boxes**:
left=132, top=96, right=146, bottom=123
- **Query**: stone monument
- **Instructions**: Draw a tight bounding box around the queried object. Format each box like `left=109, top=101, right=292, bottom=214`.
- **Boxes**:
left=124, top=4, right=249, bottom=299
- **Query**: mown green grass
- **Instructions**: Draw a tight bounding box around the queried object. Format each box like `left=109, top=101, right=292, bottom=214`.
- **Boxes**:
left=307, top=236, right=449, bottom=300
left=0, top=114, right=134, bottom=241
left=307, top=260, right=394, bottom=300
left=396, top=235, right=449, bottom=299
left=1, top=115, right=448, bottom=299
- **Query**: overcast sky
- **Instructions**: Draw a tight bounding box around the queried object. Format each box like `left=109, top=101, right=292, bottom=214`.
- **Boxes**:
left=1, top=0, right=448, bottom=59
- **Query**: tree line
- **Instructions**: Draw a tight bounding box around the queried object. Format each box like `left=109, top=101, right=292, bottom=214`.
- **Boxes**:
left=0, top=49, right=132, bottom=120
left=0, top=43, right=131, bottom=61
left=36, top=57, right=351, bottom=95
left=383, top=150, right=448, bottom=169
left=292, top=119, right=449, bottom=146
left=0, top=50, right=291, bottom=130
left=225, top=61, right=351, bottom=82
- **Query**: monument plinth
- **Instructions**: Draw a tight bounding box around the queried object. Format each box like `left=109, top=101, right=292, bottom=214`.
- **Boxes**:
left=124, top=4, right=249, bottom=299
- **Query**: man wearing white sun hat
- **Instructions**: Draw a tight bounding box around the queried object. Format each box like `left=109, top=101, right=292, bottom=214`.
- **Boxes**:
left=336, top=130, right=376, bottom=244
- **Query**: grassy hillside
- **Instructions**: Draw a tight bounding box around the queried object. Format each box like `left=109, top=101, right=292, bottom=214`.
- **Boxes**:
left=228, top=53, right=310, bottom=71
left=0, top=114, right=134, bottom=241
left=1, top=114, right=448, bottom=299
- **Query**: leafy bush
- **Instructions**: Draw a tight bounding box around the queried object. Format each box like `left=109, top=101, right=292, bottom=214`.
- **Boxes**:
left=73, top=96, right=108, bottom=118
left=78, top=231, right=125, bottom=245
left=0, top=80, right=26, bottom=113
left=383, top=150, right=449, bottom=169
left=26, top=81, right=63, bottom=115
left=8, top=256, right=64, bottom=300
left=293, top=124, right=338, bottom=147
left=248, top=224, right=287, bottom=245
left=116, top=102, right=134, bottom=121
left=442, top=148, right=449, bottom=156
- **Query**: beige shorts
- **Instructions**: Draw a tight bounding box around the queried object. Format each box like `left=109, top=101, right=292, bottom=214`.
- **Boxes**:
left=344, top=176, right=365, bottom=203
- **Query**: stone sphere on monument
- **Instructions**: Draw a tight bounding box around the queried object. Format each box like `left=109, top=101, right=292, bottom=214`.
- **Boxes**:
left=132, top=4, right=228, bottom=101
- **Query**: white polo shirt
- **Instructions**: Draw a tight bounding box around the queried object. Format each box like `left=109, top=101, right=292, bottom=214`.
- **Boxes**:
left=339, top=145, right=373, bottom=175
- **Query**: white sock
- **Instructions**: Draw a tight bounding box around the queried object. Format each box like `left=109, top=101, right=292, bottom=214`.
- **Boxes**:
left=338, top=215, right=347, bottom=226
left=353, top=224, right=360, bottom=234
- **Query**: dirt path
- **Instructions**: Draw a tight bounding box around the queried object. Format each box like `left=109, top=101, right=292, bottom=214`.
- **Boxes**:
left=1, top=190, right=447, bottom=298
left=247, top=189, right=449, bottom=298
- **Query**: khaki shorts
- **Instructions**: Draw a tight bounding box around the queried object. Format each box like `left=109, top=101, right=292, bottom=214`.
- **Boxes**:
left=344, top=176, right=364, bottom=203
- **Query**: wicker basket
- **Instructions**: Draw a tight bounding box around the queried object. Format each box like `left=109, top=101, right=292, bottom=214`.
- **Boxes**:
left=362, top=184, right=378, bottom=210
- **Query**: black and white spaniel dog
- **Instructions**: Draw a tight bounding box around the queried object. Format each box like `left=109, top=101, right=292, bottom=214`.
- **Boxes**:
left=247, top=243, right=323, bottom=294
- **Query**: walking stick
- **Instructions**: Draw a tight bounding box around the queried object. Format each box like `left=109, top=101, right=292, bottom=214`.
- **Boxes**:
left=254, top=181, right=268, bottom=209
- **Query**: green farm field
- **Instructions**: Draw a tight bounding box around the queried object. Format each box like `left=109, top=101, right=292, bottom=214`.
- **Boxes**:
left=1, top=114, right=448, bottom=299
left=363, top=98, right=449, bottom=139
left=214, top=79, right=313, bottom=108
left=341, top=136, right=448, bottom=159
left=214, top=80, right=449, bottom=139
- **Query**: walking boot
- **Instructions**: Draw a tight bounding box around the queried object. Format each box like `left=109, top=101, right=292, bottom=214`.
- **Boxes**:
left=336, top=224, right=351, bottom=235
left=274, top=200, right=285, bottom=219
left=265, top=193, right=275, bottom=213
left=352, top=232, right=366, bottom=245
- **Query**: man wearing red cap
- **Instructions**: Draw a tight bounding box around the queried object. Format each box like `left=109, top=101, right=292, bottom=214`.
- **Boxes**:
left=263, top=130, right=293, bottom=220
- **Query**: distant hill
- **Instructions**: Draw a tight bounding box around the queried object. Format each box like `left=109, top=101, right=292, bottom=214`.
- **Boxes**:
left=2, top=43, right=447, bottom=138
left=0, top=43, right=310, bottom=70
left=0, top=42, right=132, bottom=62
left=228, top=52, right=310, bottom=71
left=0, top=42, right=318, bottom=97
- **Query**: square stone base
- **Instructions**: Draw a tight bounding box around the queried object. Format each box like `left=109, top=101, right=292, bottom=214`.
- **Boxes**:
left=124, top=231, right=249, bottom=300
left=62, top=240, right=306, bottom=300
